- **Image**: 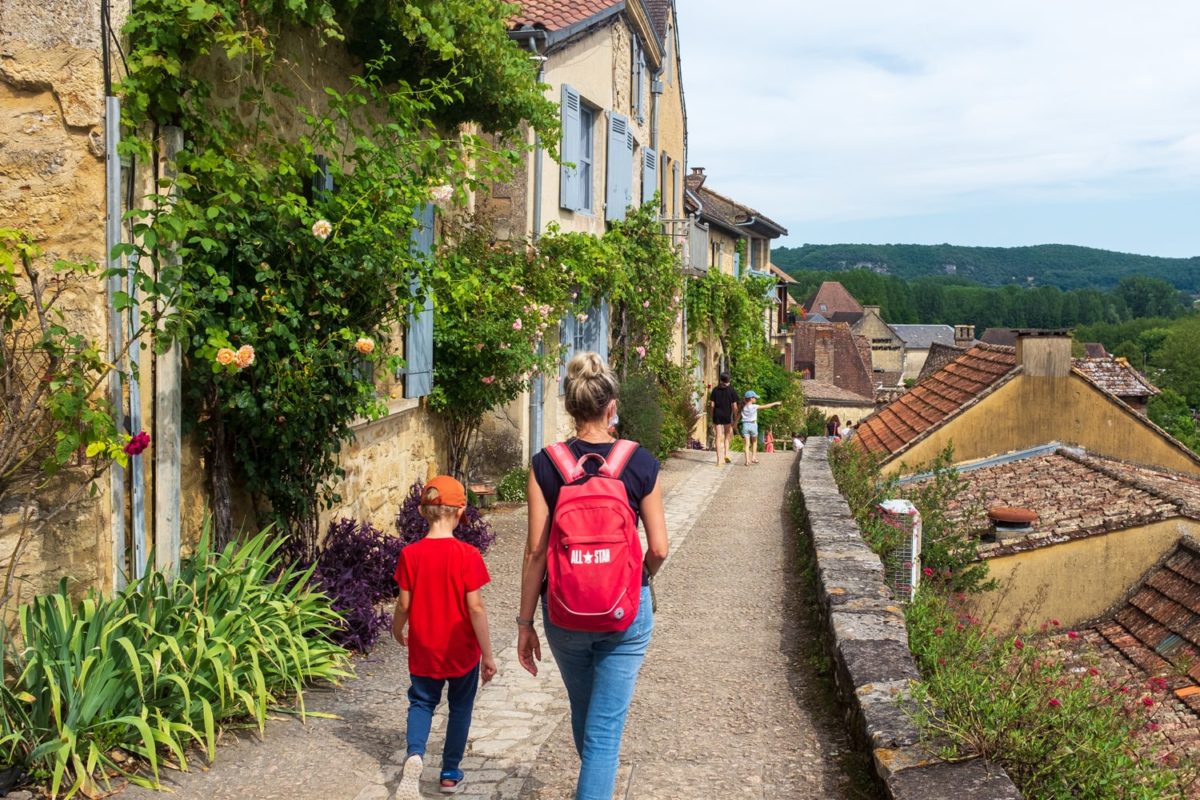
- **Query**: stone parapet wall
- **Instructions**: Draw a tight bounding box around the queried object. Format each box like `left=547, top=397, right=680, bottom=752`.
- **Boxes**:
left=797, top=438, right=1021, bottom=799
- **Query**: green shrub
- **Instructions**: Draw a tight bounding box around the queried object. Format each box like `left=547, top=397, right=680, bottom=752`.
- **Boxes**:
left=907, top=591, right=1193, bottom=798
left=0, top=530, right=348, bottom=798
left=496, top=467, right=529, bottom=502
left=617, top=370, right=665, bottom=457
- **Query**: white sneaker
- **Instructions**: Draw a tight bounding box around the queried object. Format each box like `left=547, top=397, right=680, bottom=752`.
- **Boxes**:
left=397, top=754, right=423, bottom=799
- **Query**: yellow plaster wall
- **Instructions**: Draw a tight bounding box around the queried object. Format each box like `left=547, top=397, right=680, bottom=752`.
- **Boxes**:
left=885, top=372, right=1200, bottom=477
left=852, top=310, right=902, bottom=372
left=806, top=401, right=876, bottom=427
left=901, top=348, right=928, bottom=382
left=972, top=520, right=1198, bottom=631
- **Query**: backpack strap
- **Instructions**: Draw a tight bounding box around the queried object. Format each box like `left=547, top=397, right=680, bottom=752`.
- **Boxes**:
left=545, top=442, right=585, bottom=483
left=598, top=439, right=638, bottom=479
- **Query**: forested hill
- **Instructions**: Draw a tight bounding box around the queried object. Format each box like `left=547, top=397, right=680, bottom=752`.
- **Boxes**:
left=772, top=243, right=1200, bottom=293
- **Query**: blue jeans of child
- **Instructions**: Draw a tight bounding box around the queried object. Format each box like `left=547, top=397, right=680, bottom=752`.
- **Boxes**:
left=543, top=585, right=654, bottom=800
left=406, top=662, right=480, bottom=778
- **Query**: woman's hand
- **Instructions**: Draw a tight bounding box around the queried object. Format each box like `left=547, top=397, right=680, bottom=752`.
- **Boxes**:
left=517, top=625, right=542, bottom=676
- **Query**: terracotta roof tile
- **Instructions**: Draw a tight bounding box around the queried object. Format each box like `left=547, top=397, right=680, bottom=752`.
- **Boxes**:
left=802, top=281, right=864, bottom=322
left=799, top=379, right=875, bottom=405
left=1073, top=356, right=1160, bottom=399
left=792, top=322, right=875, bottom=399
left=917, top=448, right=1200, bottom=558
left=854, top=343, right=1017, bottom=457
left=510, top=0, right=623, bottom=33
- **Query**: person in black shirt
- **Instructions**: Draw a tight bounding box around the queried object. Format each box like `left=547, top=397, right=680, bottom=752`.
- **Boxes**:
left=708, top=372, right=739, bottom=466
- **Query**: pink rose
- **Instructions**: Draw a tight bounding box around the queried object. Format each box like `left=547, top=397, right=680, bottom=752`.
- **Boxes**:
left=642, top=300, right=650, bottom=308
left=481, top=375, right=495, bottom=384
left=635, top=346, right=646, bottom=358
left=513, top=318, right=523, bottom=331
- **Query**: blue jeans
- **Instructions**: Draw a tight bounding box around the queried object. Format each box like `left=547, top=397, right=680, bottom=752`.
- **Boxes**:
left=406, top=662, right=480, bottom=779
left=543, top=585, right=653, bottom=800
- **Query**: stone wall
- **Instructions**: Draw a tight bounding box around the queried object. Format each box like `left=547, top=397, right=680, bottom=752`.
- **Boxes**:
left=797, top=438, right=1021, bottom=799
left=1, top=0, right=118, bottom=601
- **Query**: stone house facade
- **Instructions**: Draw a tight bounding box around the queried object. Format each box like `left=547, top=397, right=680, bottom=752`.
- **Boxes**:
left=475, top=0, right=689, bottom=470
left=0, top=0, right=445, bottom=602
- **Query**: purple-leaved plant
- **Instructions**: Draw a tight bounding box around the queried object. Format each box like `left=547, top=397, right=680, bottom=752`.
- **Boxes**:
left=293, top=518, right=404, bottom=652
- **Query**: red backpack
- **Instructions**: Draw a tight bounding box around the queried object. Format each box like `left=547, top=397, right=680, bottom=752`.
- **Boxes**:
left=544, top=440, right=643, bottom=632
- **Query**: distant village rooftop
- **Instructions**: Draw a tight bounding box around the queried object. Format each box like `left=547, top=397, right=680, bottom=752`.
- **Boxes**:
left=902, top=445, right=1200, bottom=558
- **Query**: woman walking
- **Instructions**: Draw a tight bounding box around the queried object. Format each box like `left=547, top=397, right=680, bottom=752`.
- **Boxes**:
left=516, top=352, right=669, bottom=800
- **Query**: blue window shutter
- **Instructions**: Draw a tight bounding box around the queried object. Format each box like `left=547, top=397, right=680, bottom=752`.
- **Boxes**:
left=733, top=250, right=741, bottom=278
left=642, top=149, right=657, bottom=207
left=313, top=154, right=334, bottom=199
left=606, top=113, right=633, bottom=223
left=405, top=203, right=436, bottom=398
left=560, top=85, right=582, bottom=211
left=589, top=301, right=610, bottom=363
left=559, top=313, right=578, bottom=395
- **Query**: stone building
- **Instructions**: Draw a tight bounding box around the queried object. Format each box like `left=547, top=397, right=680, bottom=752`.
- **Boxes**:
left=681, top=169, right=789, bottom=442
left=0, top=0, right=447, bottom=601
left=477, top=0, right=689, bottom=468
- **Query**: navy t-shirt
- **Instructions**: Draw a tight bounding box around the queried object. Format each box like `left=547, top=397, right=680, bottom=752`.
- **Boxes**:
left=531, top=439, right=660, bottom=518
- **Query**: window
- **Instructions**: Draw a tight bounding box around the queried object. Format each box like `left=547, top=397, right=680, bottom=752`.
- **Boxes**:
left=560, top=85, right=595, bottom=213
left=578, top=105, right=594, bottom=212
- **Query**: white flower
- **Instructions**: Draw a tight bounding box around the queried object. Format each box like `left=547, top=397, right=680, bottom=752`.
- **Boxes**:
left=576, top=313, right=588, bottom=322
left=311, top=219, right=332, bottom=240
left=430, top=185, right=453, bottom=205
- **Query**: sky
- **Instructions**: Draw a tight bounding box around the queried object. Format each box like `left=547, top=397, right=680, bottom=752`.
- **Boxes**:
left=676, top=1, right=1200, bottom=258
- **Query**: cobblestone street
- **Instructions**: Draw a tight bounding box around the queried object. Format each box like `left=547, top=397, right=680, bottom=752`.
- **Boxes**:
left=124, top=450, right=867, bottom=800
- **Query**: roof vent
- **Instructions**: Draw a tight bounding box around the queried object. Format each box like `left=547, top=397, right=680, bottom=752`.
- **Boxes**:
left=984, top=506, right=1039, bottom=542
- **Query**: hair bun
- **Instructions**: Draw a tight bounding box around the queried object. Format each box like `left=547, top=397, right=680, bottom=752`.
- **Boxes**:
left=566, top=351, right=604, bottom=381
left=563, top=351, right=619, bottom=424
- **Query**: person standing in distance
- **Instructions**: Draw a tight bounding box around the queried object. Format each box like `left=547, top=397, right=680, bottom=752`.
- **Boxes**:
left=709, top=372, right=739, bottom=466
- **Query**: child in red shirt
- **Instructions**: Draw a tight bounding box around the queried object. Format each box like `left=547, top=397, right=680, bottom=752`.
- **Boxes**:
left=392, top=475, right=497, bottom=797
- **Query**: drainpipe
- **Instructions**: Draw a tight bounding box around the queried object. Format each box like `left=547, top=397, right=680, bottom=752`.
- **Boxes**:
left=524, top=32, right=549, bottom=458
left=104, top=95, right=127, bottom=589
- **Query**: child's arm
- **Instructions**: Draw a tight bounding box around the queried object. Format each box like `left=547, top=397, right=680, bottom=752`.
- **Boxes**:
left=466, top=589, right=497, bottom=683
left=759, top=401, right=782, bottom=410
left=391, top=589, right=411, bottom=645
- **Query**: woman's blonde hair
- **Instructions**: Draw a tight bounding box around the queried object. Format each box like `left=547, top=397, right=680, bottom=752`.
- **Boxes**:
left=564, top=351, right=619, bottom=424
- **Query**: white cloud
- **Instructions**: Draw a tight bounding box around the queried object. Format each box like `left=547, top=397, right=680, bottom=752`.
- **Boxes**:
left=676, top=0, right=1200, bottom=244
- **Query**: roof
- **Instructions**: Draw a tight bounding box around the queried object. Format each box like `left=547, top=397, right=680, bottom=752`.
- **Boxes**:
left=1084, top=342, right=1109, bottom=358
left=1066, top=539, right=1200, bottom=723
left=792, top=322, right=876, bottom=399
left=916, top=341, right=967, bottom=383
left=643, top=0, right=669, bottom=36
left=890, top=324, right=956, bottom=349
left=854, top=343, right=1018, bottom=457
left=768, top=263, right=797, bottom=283
left=874, top=370, right=904, bottom=389
left=802, top=313, right=830, bottom=323
left=688, top=183, right=787, bottom=239
left=800, top=380, right=876, bottom=406
left=510, top=0, right=622, bottom=32
left=1073, top=357, right=1160, bottom=399
left=917, top=447, right=1200, bottom=557
left=980, top=328, right=1019, bottom=347
left=1048, top=542, right=1200, bottom=754
left=802, top=281, right=864, bottom=324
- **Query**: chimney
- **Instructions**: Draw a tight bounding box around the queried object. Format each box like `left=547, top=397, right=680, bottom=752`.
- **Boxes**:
left=1015, top=329, right=1072, bottom=377
left=690, top=167, right=705, bottom=177
left=954, top=324, right=975, bottom=348
left=814, top=328, right=835, bottom=381
left=864, top=305, right=881, bottom=318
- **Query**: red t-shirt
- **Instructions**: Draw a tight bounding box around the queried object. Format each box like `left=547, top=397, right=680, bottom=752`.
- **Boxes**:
left=394, top=537, right=490, bottom=679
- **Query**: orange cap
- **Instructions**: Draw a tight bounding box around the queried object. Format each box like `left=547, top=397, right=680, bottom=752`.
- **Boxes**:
left=421, top=475, right=466, bottom=508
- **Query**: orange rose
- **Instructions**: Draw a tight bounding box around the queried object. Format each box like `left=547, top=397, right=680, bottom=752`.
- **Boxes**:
left=234, top=345, right=256, bottom=368
left=216, top=347, right=236, bottom=366
left=355, top=337, right=375, bottom=355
